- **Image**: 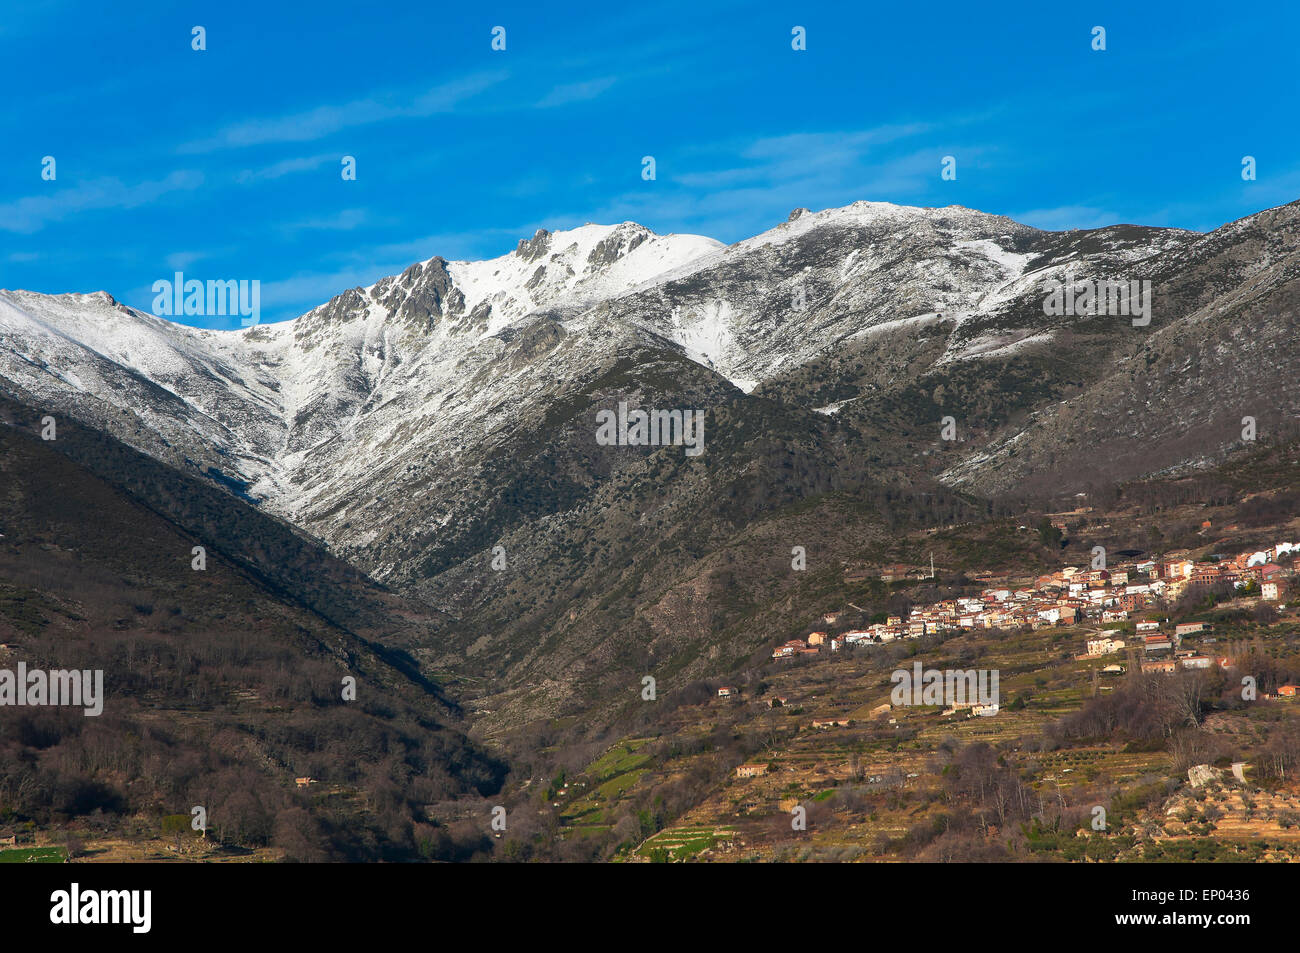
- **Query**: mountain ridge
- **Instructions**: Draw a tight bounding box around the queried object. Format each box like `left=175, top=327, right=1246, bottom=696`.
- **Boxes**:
left=5, top=195, right=1300, bottom=729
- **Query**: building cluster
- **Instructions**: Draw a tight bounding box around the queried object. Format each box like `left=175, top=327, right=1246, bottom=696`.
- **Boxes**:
left=773, top=542, right=1295, bottom=661
left=1085, top=621, right=1209, bottom=673
left=1078, top=619, right=1237, bottom=675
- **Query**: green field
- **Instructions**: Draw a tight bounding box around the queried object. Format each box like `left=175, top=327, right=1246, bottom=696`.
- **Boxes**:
left=0, top=846, right=66, bottom=863
left=561, top=739, right=655, bottom=829
left=635, top=826, right=739, bottom=862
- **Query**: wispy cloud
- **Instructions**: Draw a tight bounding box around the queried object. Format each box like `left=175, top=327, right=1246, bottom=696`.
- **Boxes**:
left=536, top=76, right=617, bottom=108
left=165, top=250, right=208, bottom=270
left=276, top=208, right=373, bottom=234
left=178, top=72, right=509, bottom=153
left=672, top=124, right=937, bottom=189
left=0, top=171, right=205, bottom=233
left=573, top=123, right=976, bottom=241
left=236, top=153, right=336, bottom=184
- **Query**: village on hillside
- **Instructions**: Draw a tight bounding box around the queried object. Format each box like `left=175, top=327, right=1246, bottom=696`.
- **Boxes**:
left=771, top=540, right=1298, bottom=683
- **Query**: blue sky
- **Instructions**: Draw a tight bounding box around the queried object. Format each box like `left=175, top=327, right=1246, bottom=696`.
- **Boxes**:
left=2, top=0, right=1297, bottom=326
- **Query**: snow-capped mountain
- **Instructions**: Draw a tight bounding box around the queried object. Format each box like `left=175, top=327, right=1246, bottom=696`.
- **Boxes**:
left=4, top=198, right=1300, bottom=720
left=0, top=222, right=721, bottom=506
left=597, top=202, right=1197, bottom=390
left=7, top=197, right=1300, bottom=660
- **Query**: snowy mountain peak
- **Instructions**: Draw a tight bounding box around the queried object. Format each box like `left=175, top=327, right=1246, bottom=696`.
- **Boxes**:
left=405, top=222, right=724, bottom=336
left=3, top=197, right=1295, bottom=602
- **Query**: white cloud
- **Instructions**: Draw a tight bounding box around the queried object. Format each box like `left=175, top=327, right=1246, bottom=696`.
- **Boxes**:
left=536, top=76, right=617, bottom=108
left=236, top=153, right=336, bottom=184
left=0, top=171, right=205, bottom=233
left=179, top=72, right=508, bottom=153
left=277, top=208, right=372, bottom=234
left=165, top=250, right=208, bottom=270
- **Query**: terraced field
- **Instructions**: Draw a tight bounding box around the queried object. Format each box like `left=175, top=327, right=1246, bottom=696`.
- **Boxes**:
left=633, top=825, right=739, bottom=862
left=560, top=740, right=654, bottom=832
